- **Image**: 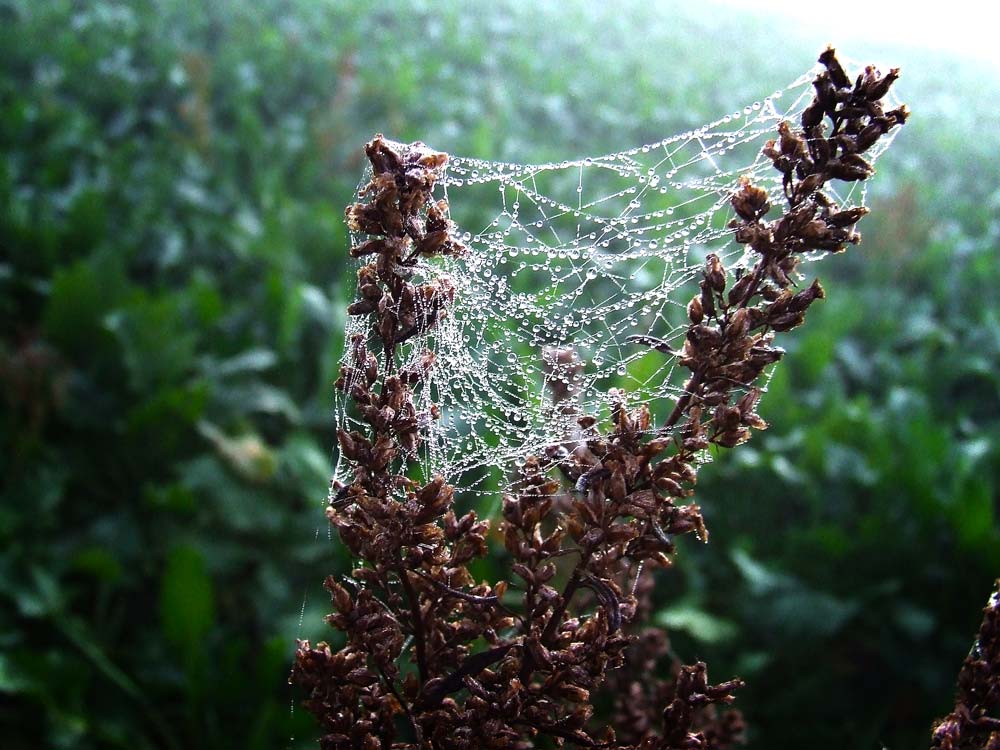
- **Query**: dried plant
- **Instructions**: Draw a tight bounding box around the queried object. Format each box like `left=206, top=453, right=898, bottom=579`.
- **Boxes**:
left=930, top=581, right=1000, bottom=750
left=292, top=48, right=916, bottom=749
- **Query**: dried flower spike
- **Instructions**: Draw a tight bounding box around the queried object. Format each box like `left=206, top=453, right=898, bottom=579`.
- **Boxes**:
left=294, top=49, right=910, bottom=749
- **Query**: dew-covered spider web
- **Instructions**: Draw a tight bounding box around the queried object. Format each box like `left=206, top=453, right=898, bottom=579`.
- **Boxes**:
left=333, top=63, right=903, bottom=502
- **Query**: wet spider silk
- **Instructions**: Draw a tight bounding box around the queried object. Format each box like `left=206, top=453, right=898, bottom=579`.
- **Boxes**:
left=332, top=62, right=903, bottom=506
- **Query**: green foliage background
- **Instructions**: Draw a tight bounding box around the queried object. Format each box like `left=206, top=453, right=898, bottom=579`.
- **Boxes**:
left=1, top=1, right=997, bottom=748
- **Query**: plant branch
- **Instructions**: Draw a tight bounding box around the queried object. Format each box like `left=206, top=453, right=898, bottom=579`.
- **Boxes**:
left=397, top=564, right=429, bottom=683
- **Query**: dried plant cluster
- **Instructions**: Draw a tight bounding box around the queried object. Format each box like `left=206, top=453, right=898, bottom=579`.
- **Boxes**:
left=289, top=49, right=960, bottom=749
left=931, top=581, right=1000, bottom=750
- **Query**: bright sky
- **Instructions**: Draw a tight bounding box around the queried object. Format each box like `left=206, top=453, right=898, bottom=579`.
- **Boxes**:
left=708, top=0, right=1000, bottom=65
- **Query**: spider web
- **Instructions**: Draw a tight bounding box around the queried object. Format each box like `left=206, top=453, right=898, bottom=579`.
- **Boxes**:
left=333, top=63, right=902, bottom=502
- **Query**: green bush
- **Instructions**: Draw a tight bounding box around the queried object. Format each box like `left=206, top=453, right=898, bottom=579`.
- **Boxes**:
left=1, top=1, right=997, bottom=748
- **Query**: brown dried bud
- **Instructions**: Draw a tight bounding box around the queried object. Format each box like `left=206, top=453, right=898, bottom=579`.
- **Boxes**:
left=713, top=404, right=742, bottom=432
left=819, top=47, right=850, bottom=89
left=727, top=307, right=750, bottom=338
left=762, top=138, right=781, bottom=164
left=801, top=98, right=825, bottom=129
left=512, top=563, right=534, bottom=585
left=827, top=155, right=873, bottom=181
left=812, top=73, right=837, bottom=111
left=714, top=427, right=752, bottom=448
left=705, top=254, right=727, bottom=293
left=360, top=283, right=382, bottom=301
left=526, top=638, right=553, bottom=669
left=827, top=206, right=869, bottom=227
left=736, top=389, right=767, bottom=430
left=855, top=122, right=886, bottom=152
left=748, top=344, right=785, bottom=369
left=800, top=219, right=830, bottom=242
left=655, top=476, right=684, bottom=497
left=364, top=133, right=402, bottom=175
left=769, top=311, right=807, bottom=332
left=324, top=576, right=354, bottom=614
left=350, top=238, right=389, bottom=258
left=415, top=147, right=448, bottom=170
left=337, top=428, right=359, bottom=461
left=792, top=173, right=826, bottom=202
left=867, top=67, right=900, bottom=102
left=888, top=105, right=910, bottom=126
left=810, top=135, right=831, bottom=165
left=727, top=273, right=756, bottom=307
left=608, top=470, right=627, bottom=503
left=687, top=294, right=704, bottom=324
left=370, top=435, right=395, bottom=471
left=688, top=324, right=723, bottom=350
left=415, top=475, right=446, bottom=505
left=735, top=388, right=761, bottom=416
left=787, top=279, right=825, bottom=313
left=556, top=684, right=590, bottom=703
left=777, top=121, right=805, bottom=158
left=731, top=177, right=771, bottom=222
left=347, top=299, right=377, bottom=316
left=700, top=279, right=717, bottom=318
left=776, top=201, right=817, bottom=240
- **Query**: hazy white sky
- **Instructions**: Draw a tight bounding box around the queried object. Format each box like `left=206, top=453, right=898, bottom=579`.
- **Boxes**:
left=707, top=0, right=999, bottom=64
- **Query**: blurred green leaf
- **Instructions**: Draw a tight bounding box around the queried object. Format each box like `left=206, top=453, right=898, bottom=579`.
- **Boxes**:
left=894, top=603, right=936, bottom=640
left=71, top=547, right=124, bottom=583
left=656, top=604, right=737, bottom=644
left=42, top=258, right=122, bottom=361
left=160, top=545, right=215, bottom=659
left=731, top=549, right=860, bottom=638
left=204, top=348, right=278, bottom=379
left=11, top=567, right=63, bottom=618
left=106, top=293, right=198, bottom=392
left=198, top=421, right=278, bottom=482
left=279, top=432, right=332, bottom=493
left=730, top=549, right=787, bottom=595
left=0, top=653, right=29, bottom=694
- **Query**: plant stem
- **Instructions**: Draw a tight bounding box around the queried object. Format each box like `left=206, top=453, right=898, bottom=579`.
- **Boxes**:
left=397, top=564, right=429, bottom=683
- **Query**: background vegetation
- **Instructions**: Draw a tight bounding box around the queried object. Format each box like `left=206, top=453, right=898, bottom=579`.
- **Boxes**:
left=2, top=1, right=997, bottom=748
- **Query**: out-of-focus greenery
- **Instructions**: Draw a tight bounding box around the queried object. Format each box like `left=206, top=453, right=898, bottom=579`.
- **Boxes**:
left=1, top=1, right=997, bottom=749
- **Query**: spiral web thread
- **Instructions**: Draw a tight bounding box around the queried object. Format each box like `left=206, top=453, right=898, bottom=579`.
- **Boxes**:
left=333, top=63, right=902, bottom=502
